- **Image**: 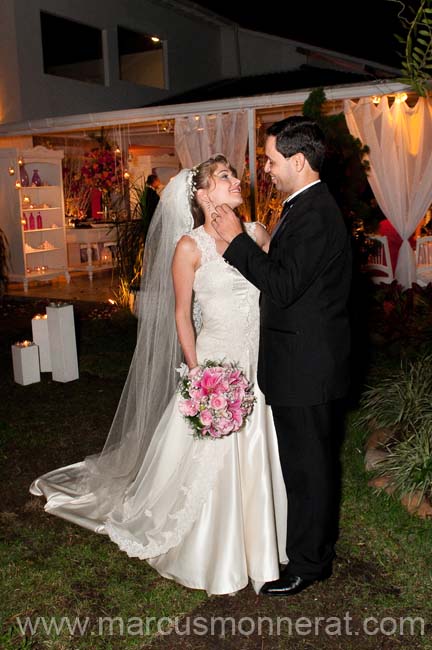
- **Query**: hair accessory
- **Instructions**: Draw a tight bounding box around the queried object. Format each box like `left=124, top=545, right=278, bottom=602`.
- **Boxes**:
left=186, top=166, right=199, bottom=200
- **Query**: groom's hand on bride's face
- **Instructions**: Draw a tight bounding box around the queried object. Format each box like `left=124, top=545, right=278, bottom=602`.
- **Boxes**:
left=211, top=204, right=243, bottom=243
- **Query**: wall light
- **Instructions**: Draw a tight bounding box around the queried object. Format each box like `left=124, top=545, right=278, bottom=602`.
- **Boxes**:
left=394, top=92, right=408, bottom=103
left=371, top=92, right=408, bottom=106
left=157, top=119, right=174, bottom=133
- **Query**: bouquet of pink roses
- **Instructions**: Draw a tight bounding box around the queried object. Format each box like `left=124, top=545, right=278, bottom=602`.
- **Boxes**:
left=178, top=360, right=256, bottom=439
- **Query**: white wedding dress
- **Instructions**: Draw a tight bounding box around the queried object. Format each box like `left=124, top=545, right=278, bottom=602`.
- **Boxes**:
left=30, top=223, right=287, bottom=595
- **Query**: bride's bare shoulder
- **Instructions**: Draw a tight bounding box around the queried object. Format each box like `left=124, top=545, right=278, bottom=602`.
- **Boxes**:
left=176, top=233, right=198, bottom=251
left=174, top=234, right=200, bottom=265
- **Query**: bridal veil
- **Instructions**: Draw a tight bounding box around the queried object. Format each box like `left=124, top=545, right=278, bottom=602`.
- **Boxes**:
left=30, top=169, right=195, bottom=528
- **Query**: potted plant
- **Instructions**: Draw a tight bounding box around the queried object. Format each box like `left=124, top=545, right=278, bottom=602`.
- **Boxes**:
left=113, top=179, right=153, bottom=310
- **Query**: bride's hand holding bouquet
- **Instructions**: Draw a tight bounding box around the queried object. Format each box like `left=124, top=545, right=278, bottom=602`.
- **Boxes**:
left=178, top=360, right=256, bottom=439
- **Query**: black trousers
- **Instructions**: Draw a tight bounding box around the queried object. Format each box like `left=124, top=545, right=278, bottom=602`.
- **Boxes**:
left=271, top=401, right=344, bottom=580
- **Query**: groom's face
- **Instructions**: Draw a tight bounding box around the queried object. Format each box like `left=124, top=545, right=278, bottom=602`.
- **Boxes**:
left=264, top=135, right=297, bottom=195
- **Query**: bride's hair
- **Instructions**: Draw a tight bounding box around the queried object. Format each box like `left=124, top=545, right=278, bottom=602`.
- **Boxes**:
left=189, top=154, right=237, bottom=227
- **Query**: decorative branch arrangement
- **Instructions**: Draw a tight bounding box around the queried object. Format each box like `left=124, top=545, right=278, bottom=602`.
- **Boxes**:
left=389, top=0, right=432, bottom=96
left=62, top=155, right=92, bottom=218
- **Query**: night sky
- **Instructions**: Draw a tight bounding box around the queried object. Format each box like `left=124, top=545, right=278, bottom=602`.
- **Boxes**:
left=192, top=0, right=406, bottom=69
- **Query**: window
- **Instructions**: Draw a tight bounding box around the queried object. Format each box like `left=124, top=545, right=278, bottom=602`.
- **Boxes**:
left=40, top=12, right=104, bottom=85
left=117, top=26, right=165, bottom=89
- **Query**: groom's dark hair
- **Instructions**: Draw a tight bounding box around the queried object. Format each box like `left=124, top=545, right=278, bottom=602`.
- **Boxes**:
left=267, top=116, right=326, bottom=172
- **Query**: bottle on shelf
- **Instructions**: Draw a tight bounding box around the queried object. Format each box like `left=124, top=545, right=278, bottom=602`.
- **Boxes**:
left=19, top=164, right=29, bottom=187
left=22, top=214, right=28, bottom=231
left=36, top=212, right=43, bottom=229
left=31, top=169, right=42, bottom=186
left=29, top=212, right=35, bottom=230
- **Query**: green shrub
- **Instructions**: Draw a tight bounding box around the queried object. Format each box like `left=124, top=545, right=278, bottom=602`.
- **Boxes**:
left=360, top=353, right=432, bottom=503
left=359, top=353, right=432, bottom=435
left=373, top=423, right=432, bottom=503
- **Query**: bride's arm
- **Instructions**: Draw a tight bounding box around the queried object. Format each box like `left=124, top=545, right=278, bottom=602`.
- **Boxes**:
left=172, top=235, right=200, bottom=369
left=254, top=222, right=271, bottom=252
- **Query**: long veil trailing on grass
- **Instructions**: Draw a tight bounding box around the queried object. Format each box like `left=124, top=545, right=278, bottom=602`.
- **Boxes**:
left=30, top=169, right=194, bottom=530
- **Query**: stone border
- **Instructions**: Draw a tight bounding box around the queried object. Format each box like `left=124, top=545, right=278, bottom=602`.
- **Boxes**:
left=364, top=426, right=432, bottom=519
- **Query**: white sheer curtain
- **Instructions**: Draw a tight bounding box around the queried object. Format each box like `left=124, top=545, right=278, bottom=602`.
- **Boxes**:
left=174, top=111, right=249, bottom=179
left=344, top=96, right=432, bottom=289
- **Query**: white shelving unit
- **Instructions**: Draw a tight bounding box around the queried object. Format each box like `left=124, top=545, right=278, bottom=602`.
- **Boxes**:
left=0, top=146, right=70, bottom=291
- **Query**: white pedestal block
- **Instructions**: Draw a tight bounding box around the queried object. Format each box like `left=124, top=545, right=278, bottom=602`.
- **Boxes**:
left=12, top=342, right=41, bottom=385
left=31, top=315, right=52, bottom=372
left=46, top=303, right=79, bottom=382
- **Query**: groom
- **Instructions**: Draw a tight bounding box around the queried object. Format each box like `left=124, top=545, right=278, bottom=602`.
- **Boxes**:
left=212, top=116, right=352, bottom=596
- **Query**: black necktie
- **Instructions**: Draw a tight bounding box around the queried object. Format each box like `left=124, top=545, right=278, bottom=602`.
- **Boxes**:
left=271, top=198, right=295, bottom=239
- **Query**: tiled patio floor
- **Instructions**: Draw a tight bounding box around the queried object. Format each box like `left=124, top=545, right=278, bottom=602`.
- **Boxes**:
left=5, top=269, right=120, bottom=303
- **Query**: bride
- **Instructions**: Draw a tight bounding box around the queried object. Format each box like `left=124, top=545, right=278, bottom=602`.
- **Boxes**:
left=30, top=155, right=287, bottom=595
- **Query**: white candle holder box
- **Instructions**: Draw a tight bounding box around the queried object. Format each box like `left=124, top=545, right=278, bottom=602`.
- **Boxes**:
left=31, top=315, right=52, bottom=372
left=12, top=342, right=41, bottom=385
left=46, top=303, right=79, bottom=383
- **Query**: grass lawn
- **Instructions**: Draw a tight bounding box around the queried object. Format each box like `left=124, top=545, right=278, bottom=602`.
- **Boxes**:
left=0, top=297, right=431, bottom=649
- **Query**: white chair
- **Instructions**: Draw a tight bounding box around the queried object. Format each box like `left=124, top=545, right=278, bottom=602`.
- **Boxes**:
left=415, top=236, right=432, bottom=286
left=362, top=234, right=394, bottom=284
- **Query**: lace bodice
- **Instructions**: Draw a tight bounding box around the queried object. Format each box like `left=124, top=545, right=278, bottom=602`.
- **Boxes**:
left=188, top=223, right=260, bottom=368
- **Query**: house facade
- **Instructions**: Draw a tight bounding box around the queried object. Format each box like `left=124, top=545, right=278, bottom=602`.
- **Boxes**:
left=0, top=0, right=398, bottom=127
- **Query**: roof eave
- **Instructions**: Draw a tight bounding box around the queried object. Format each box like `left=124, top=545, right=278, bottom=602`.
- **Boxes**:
left=0, top=80, right=411, bottom=137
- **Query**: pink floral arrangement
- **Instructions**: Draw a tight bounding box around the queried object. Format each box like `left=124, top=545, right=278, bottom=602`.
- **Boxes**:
left=80, top=146, right=125, bottom=195
left=178, top=360, right=256, bottom=439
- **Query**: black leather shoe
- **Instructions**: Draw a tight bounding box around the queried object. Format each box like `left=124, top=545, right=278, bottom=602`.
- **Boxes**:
left=260, top=568, right=331, bottom=597
left=260, top=574, right=314, bottom=596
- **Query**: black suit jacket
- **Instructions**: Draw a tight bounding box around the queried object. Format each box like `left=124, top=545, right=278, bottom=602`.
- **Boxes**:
left=224, top=182, right=352, bottom=406
left=145, top=186, right=160, bottom=221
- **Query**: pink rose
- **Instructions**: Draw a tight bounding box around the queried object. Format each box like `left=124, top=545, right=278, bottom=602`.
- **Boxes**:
left=217, top=418, right=235, bottom=435
left=179, top=399, right=199, bottom=417
left=190, top=388, right=205, bottom=400
left=209, top=394, right=227, bottom=410
left=199, top=409, right=213, bottom=426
